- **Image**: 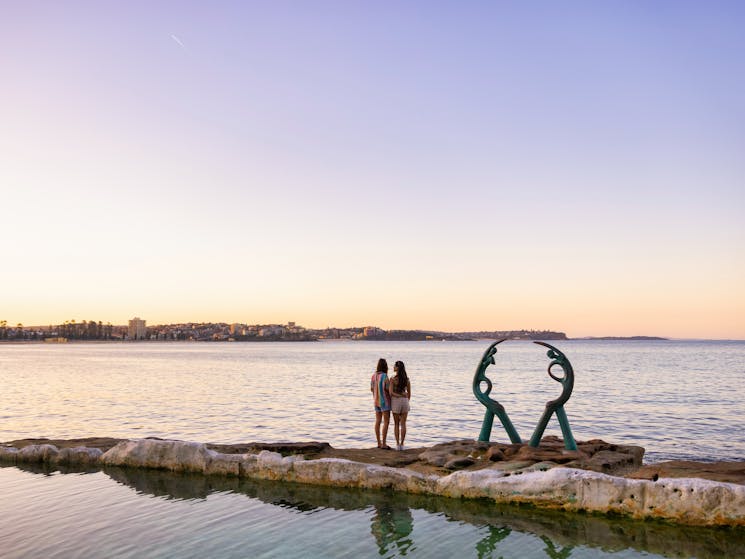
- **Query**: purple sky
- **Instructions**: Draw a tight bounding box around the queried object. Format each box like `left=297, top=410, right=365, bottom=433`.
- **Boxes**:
left=2, top=1, right=744, bottom=338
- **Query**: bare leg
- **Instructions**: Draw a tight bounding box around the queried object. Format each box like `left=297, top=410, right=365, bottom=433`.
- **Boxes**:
left=374, top=411, right=382, bottom=447
left=392, top=413, right=401, bottom=447
left=400, top=411, right=408, bottom=447
left=381, top=410, right=391, bottom=447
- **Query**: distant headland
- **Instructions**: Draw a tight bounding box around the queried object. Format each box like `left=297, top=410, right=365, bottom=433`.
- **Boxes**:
left=574, top=336, right=669, bottom=341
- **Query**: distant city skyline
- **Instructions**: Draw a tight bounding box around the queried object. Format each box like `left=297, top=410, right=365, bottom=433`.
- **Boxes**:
left=2, top=2, right=743, bottom=340
left=0, top=316, right=738, bottom=341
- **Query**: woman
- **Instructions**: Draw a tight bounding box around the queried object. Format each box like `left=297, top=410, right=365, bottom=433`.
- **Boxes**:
left=390, top=360, right=411, bottom=451
left=370, top=358, right=392, bottom=449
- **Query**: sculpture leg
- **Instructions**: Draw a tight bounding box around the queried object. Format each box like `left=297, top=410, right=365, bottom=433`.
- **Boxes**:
left=555, top=406, right=577, bottom=451
left=529, top=406, right=552, bottom=448
left=478, top=409, right=495, bottom=442
left=495, top=409, right=522, bottom=444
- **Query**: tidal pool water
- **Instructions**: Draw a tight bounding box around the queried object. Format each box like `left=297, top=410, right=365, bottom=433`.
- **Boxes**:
left=2, top=464, right=743, bottom=559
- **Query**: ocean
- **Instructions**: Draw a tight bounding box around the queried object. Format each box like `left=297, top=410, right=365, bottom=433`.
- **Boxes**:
left=1, top=339, right=744, bottom=558
left=1, top=339, right=743, bottom=462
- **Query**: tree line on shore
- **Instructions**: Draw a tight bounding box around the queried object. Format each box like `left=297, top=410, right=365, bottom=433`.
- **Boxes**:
left=0, top=320, right=115, bottom=340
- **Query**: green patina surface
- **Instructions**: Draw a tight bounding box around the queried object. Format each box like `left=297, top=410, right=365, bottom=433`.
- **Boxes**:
left=473, top=340, right=577, bottom=451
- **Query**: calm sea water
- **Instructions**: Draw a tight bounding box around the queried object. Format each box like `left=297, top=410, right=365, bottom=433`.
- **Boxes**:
left=1, top=339, right=743, bottom=462
left=1, top=340, right=744, bottom=559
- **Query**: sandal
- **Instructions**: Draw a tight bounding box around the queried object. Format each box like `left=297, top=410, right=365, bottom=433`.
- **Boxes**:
left=380, top=444, right=392, bottom=450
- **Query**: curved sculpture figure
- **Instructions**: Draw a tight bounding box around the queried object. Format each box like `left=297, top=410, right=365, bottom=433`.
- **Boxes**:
left=472, top=339, right=521, bottom=444
left=529, top=341, right=577, bottom=450
left=472, top=340, right=577, bottom=450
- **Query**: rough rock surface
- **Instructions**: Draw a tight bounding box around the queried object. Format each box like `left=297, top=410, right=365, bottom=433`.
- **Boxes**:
left=416, top=436, right=644, bottom=476
left=95, top=439, right=745, bottom=526
left=628, top=460, right=745, bottom=485
left=3, top=436, right=745, bottom=526
left=58, top=446, right=103, bottom=465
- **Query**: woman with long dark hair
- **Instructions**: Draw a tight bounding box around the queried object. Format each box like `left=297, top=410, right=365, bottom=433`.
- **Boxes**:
left=390, top=360, right=411, bottom=451
left=371, top=358, right=392, bottom=449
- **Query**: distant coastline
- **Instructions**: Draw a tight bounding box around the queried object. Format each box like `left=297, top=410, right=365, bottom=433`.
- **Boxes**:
left=574, top=336, right=669, bottom=341
left=1, top=319, right=577, bottom=343
left=0, top=320, right=697, bottom=343
left=0, top=321, right=678, bottom=344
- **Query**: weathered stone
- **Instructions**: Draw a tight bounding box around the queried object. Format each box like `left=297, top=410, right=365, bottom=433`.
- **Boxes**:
left=533, top=435, right=566, bottom=449
left=417, top=448, right=451, bottom=467
left=0, top=445, right=19, bottom=463
left=207, top=441, right=331, bottom=455
left=444, top=456, right=476, bottom=470
left=204, top=452, right=243, bottom=476
left=486, top=447, right=505, bottom=461
left=436, top=467, right=745, bottom=526
left=582, top=449, right=639, bottom=474
left=578, top=438, right=613, bottom=454
left=57, top=447, right=103, bottom=466
left=4, top=437, right=123, bottom=451
left=101, top=439, right=214, bottom=473
left=418, top=440, right=497, bottom=468
left=17, top=444, right=59, bottom=463
left=494, top=460, right=535, bottom=473
left=515, top=445, right=586, bottom=464
left=501, top=444, right=522, bottom=458
left=2, top=436, right=743, bottom=526
left=520, top=461, right=559, bottom=473
left=628, top=460, right=745, bottom=485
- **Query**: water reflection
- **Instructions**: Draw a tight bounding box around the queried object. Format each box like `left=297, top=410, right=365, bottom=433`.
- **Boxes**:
left=7, top=463, right=737, bottom=559
left=541, top=536, right=573, bottom=559
left=2, top=462, right=742, bottom=558
left=475, top=526, right=510, bottom=559
left=370, top=502, right=413, bottom=556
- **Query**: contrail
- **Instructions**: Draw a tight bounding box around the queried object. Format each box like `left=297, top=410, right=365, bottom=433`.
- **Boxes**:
left=171, top=34, right=187, bottom=50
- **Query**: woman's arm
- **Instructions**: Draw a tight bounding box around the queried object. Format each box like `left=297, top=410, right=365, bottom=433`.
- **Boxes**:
left=406, top=379, right=411, bottom=399
left=389, top=377, right=404, bottom=397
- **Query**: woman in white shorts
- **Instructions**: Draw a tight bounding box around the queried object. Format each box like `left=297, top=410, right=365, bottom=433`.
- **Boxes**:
left=390, top=360, right=411, bottom=451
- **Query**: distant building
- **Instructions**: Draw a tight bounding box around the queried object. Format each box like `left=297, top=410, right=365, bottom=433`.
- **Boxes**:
left=259, top=325, right=285, bottom=337
left=128, top=317, right=147, bottom=340
left=363, top=326, right=383, bottom=337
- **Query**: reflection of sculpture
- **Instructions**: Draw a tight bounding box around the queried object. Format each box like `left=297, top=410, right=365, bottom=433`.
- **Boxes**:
left=472, top=340, right=577, bottom=450
left=369, top=503, right=413, bottom=556
left=541, top=535, right=574, bottom=559
left=475, top=525, right=511, bottom=559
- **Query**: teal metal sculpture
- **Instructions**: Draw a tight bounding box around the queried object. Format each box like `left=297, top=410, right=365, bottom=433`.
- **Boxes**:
left=472, top=339, right=522, bottom=444
left=472, top=340, right=577, bottom=451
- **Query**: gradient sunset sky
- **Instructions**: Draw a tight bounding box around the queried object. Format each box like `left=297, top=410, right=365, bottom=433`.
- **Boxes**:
left=2, top=1, right=743, bottom=339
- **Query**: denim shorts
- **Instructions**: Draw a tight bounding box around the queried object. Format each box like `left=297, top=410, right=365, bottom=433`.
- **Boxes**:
left=375, top=405, right=391, bottom=412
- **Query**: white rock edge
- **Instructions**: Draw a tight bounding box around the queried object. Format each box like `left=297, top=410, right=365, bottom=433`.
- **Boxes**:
left=2, top=439, right=743, bottom=527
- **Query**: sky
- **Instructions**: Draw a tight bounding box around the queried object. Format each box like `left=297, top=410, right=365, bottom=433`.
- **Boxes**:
left=1, top=1, right=743, bottom=339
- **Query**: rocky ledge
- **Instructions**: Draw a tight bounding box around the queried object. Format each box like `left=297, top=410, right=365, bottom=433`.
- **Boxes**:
left=2, top=436, right=744, bottom=527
